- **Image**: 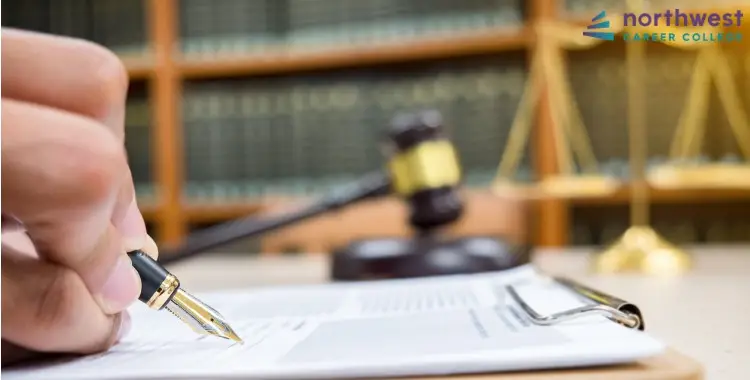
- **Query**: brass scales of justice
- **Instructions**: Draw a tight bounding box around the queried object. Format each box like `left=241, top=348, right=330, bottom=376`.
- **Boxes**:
left=490, top=0, right=750, bottom=274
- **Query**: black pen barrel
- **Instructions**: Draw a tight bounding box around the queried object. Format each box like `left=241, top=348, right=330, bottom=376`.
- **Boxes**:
left=128, top=250, right=180, bottom=310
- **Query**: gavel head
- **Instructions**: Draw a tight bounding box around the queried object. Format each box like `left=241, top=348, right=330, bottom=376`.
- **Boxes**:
left=384, top=110, right=464, bottom=231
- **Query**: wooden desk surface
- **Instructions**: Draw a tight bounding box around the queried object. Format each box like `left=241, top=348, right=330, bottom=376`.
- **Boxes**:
left=168, top=245, right=750, bottom=380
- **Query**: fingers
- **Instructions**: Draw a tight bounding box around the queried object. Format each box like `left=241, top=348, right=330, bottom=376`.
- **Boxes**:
left=2, top=99, right=140, bottom=314
left=1, top=246, right=128, bottom=356
left=1, top=28, right=129, bottom=140
left=0, top=28, right=144, bottom=248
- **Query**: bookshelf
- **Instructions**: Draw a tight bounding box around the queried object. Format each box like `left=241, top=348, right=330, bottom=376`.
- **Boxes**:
left=179, top=27, right=529, bottom=79
left=6, top=0, right=750, bottom=248
left=140, top=0, right=549, bottom=246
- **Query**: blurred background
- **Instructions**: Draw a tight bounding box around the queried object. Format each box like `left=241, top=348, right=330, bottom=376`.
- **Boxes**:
left=4, top=0, right=750, bottom=258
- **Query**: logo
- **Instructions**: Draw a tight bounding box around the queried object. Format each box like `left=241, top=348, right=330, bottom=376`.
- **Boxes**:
left=582, top=9, right=744, bottom=43
left=583, top=11, right=615, bottom=40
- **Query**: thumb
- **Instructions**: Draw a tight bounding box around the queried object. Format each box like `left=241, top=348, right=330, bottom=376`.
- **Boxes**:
left=1, top=245, right=129, bottom=359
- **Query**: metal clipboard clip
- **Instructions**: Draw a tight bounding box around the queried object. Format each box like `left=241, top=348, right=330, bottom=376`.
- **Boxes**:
left=505, top=277, right=644, bottom=331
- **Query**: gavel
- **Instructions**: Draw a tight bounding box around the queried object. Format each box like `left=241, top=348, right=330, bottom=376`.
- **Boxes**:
left=160, top=110, right=530, bottom=280
left=385, top=110, right=463, bottom=231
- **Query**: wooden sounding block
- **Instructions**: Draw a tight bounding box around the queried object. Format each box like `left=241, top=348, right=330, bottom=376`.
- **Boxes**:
left=398, top=349, right=703, bottom=380
left=259, top=190, right=530, bottom=254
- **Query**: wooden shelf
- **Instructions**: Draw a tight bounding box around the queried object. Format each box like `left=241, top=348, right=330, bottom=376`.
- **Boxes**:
left=138, top=199, right=267, bottom=224
left=571, top=186, right=750, bottom=206
left=175, top=187, right=750, bottom=223
left=185, top=202, right=266, bottom=223
left=179, top=27, right=529, bottom=79
left=120, top=54, right=154, bottom=80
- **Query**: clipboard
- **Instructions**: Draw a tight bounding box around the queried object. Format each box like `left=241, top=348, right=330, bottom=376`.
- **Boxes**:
left=506, top=277, right=645, bottom=331
left=398, top=277, right=703, bottom=380
left=0, top=273, right=704, bottom=380
left=398, top=349, right=703, bottom=380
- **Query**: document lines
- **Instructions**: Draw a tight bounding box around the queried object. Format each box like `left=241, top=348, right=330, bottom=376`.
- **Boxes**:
left=4, top=264, right=665, bottom=380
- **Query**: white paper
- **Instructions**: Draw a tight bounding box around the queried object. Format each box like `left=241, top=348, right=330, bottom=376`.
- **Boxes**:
left=3, top=264, right=665, bottom=380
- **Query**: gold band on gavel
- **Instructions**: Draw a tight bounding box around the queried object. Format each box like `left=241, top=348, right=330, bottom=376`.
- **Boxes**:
left=388, top=140, right=461, bottom=197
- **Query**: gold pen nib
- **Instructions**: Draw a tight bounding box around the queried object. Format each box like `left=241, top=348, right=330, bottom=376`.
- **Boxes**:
left=165, top=288, right=243, bottom=343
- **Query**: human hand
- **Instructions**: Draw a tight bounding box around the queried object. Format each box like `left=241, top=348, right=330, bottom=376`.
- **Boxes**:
left=1, top=29, right=157, bottom=366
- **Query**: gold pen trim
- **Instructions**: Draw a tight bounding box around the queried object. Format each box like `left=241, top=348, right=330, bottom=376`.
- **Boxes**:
left=146, top=274, right=179, bottom=309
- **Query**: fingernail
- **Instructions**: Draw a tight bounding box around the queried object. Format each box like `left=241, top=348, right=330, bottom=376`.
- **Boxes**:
left=117, top=311, right=132, bottom=342
left=141, top=234, right=159, bottom=260
left=120, top=198, right=146, bottom=252
left=100, top=255, right=140, bottom=314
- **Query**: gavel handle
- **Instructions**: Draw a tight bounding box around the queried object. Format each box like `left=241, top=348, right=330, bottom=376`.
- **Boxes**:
left=158, top=171, right=392, bottom=265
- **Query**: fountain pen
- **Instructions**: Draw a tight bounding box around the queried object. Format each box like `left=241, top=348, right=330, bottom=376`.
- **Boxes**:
left=126, top=250, right=243, bottom=343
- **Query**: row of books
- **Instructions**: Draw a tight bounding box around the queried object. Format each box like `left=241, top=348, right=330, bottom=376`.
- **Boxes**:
left=571, top=219, right=750, bottom=245
left=121, top=47, right=750, bottom=202
left=178, top=56, right=530, bottom=200
left=1, top=0, right=148, bottom=57
left=2, top=0, right=524, bottom=58
left=178, top=0, right=525, bottom=56
left=125, top=96, right=154, bottom=201
left=561, top=0, right=744, bottom=15
left=9, top=0, right=750, bottom=60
